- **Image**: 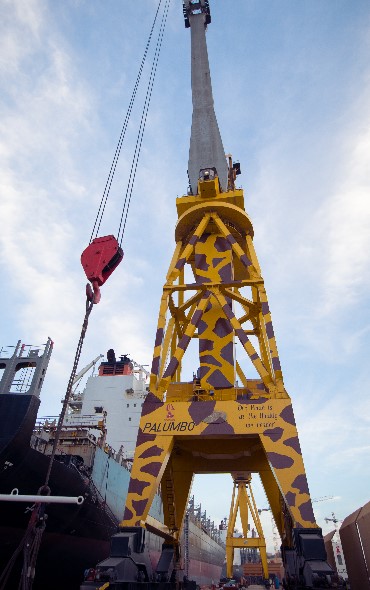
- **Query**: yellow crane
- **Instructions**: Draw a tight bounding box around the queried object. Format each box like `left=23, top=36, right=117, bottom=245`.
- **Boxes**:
left=226, top=473, right=269, bottom=580
left=83, top=2, right=336, bottom=588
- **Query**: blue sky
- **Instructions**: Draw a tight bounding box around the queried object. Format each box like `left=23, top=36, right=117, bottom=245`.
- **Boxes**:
left=1, top=0, right=370, bottom=551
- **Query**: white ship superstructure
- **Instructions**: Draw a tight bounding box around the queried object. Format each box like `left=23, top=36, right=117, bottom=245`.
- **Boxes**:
left=65, top=351, right=150, bottom=458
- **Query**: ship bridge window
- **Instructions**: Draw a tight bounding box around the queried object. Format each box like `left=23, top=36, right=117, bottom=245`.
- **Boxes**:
left=127, top=403, right=130, bottom=408
left=94, top=406, right=103, bottom=413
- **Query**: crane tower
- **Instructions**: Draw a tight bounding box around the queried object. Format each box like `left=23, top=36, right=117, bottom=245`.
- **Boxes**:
left=121, top=2, right=333, bottom=585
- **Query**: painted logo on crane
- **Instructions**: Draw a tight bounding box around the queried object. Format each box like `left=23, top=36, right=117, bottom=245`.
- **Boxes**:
left=165, top=403, right=175, bottom=421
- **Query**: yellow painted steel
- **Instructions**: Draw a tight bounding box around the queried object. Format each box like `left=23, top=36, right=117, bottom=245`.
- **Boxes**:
left=121, top=172, right=317, bottom=558
left=226, top=474, right=268, bottom=580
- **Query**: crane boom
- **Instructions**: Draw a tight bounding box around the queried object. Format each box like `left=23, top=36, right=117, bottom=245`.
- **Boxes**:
left=184, top=0, right=228, bottom=194
left=72, top=355, right=103, bottom=385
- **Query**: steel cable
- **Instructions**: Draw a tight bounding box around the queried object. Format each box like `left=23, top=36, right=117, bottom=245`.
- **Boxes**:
left=117, top=0, right=171, bottom=244
left=90, top=0, right=164, bottom=243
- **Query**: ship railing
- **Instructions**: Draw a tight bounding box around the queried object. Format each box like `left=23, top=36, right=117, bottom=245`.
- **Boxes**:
left=69, top=392, right=84, bottom=402
left=0, top=341, right=50, bottom=359
left=96, top=440, right=133, bottom=471
left=35, top=415, right=104, bottom=431
left=34, top=416, right=58, bottom=432
left=187, top=508, right=224, bottom=545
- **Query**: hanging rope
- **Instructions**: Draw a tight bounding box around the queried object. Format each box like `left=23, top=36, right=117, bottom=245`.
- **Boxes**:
left=0, top=501, right=47, bottom=590
left=117, top=0, right=171, bottom=245
left=90, top=0, right=165, bottom=243
left=43, top=296, right=94, bottom=487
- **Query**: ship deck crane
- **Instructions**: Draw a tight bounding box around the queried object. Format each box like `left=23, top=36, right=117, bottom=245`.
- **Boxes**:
left=72, top=355, right=104, bottom=386
left=81, top=1, right=335, bottom=588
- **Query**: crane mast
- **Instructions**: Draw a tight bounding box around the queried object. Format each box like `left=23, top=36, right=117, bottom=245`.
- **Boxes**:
left=89, top=3, right=335, bottom=588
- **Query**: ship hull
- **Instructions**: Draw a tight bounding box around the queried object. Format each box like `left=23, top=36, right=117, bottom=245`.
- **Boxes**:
left=0, top=409, right=224, bottom=589
left=0, top=437, right=117, bottom=589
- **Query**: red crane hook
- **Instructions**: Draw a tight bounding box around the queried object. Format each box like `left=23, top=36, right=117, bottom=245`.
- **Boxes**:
left=81, top=235, right=123, bottom=303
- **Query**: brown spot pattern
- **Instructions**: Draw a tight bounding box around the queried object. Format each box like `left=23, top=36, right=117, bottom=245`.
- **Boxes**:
left=214, top=236, right=229, bottom=252
left=151, top=356, right=160, bottom=376
left=141, top=462, right=162, bottom=477
left=219, top=264, right=233, bottom=284
left=132, top=499, right=147, bottom=516
left=220, top=341, right=234, bottom=364
left=292, top=474, right=309, bottom=494
left=135, top=428, right=156, bottom=448
left=240, top=254, right=252, bottom=267
left=128, top=478, right=150, bottom=495
left=191, top=309, right=204, bottom=326
left=283, top=436, right=302, bottom=455
left=141, top=393, right=164, bottom=417
left=272, top=356, right=281, bottom=371
left=178, top=334, right=191, bottom=351
left=236, top=328, right=249, bottom=346
left=188, top=401, right=216, bottom=424
left=195, top=275, right=212, bottom=284
left=280, top=405, right=296, bottom=426
left=213, top=317, right=233, bottom=338
left=139, top=445, right=164, bottom=459
left=194, top=253, right=209, bottom=271
left=225, top=234, right=236, bottom=245
left=199, top=339, right=214, bottom=352
left=262, top=302, right=270, bottom=315
left=163, top=357, right=179, bottom=378
left=154, top=328, right=164, bottom=347
left=299, top=500, right=315, bottom=522
left=175, top=257, right=186, bottom=270
left=123, top=507, right=133, bottom=521
left=285, top=491, right=296, bottom=507
left=200, top=355, right=222, bottom=367
left=207, top=369, right=233, bottom=388
left=267, top=452, right=294, bottom=469
left=203, top=422, right=235, bottom=435
left=263, top=427, right=284, bottom=442
left=197, top=319, right=207, bottom=334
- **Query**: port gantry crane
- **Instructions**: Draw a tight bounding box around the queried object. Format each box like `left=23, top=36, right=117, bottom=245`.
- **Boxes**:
left=86, top=2, right=334, bottom=589
left=226, top=472, right=269, bottom=580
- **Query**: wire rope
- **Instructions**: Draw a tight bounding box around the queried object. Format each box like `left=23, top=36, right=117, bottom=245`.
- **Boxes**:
left=90, top=0, right=164, bottom=243
left=117, top=0, right=171, bottom=245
